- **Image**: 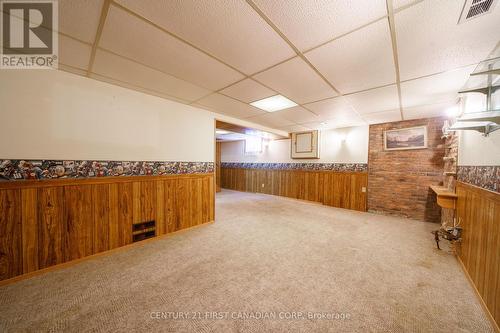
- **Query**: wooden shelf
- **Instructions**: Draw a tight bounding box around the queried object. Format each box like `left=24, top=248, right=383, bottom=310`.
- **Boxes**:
left=430, top=186, right=458, bottom=209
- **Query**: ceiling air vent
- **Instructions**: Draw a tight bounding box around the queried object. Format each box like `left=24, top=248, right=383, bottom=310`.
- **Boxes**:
left=459, top=0, right=498, bottom=23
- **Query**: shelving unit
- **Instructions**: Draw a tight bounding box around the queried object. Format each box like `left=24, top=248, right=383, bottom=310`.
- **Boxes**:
left=449, top=57, right=500, bottom=136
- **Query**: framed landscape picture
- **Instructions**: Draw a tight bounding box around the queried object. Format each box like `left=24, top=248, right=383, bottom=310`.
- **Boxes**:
left=384, top=126, right=427, bottom=151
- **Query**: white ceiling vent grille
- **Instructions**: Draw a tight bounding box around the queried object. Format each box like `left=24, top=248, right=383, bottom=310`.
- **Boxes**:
left=459, top=0, right=498, bottom=23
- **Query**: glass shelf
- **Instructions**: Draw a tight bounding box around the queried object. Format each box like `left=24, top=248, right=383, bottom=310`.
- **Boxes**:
left=448, top=121, right=500, bottom=136
left=471, top=56, right=500, bottom=76
left=459, top=76, right=500, bottom=93
left=460, top=57, right=500, bottom=93
left=458, top=110, right=500, bottom=123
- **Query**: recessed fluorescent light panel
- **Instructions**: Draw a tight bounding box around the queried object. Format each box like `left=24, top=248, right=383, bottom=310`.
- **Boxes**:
left=250, top=95, right=298, bottom=112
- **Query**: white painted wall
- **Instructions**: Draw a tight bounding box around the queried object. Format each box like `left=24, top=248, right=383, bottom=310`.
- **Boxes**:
left=458, top=130, right=500, bottom=166
left=221, top=125, right=369, bottom=163
left=0, top=70, right=215, bottom=161
left=0, top=70, right=288, bottom=162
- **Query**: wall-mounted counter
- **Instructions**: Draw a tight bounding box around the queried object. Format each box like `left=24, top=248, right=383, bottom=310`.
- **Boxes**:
left=430, top=185, right=458, bottom=209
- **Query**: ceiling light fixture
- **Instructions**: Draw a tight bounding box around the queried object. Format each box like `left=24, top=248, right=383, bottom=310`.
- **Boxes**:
left=250, top=95, right=298, bottom=112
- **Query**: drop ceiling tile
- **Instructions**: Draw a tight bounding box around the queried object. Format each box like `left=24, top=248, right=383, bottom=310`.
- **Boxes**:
left=247, top=112, right=295, bottom=128
left=194, top=93, right=266, bottom=119
left=252, top=0, right=387, bottom=51
left=220, top=79, right=275, bottom=103
left=58, top=35, right=91, bottom=70
left=401, top=65, right=475, bottom=108
left=393, top=0, right=420, bottom=10
left=253, top=57, right=337, bottom=104
left=278, top=124, right=311, bottom=132
left=59, top=0, right=104, bottom=43
left=346, top=85, right=400, bottom=114
left=297, top=121, right=326, bottom=130
left=305, top=19, right=396, bottom=94
left=301, top=115, right=365, bottom=130
left=334, top=118, right=367, bottom=129
left=487, top=44, right=500, bottom=59
left=99, top=5, right=244, bottom=90
left=116, top=0, right=295, bottom=74
left=362, top=110, right=402, bottom=124
left=92, top=49, right=211, bottom=102
left=319, top=111, right=367, bottom=128
left=403, top=101, right=456, bottom=120
left=273, top=106, right=320, bottom=124
left=396, top=0, right=500, bottom=80
left=304, top=97, right=358, bottom=120
left=90, top=73, right=188, bottom=104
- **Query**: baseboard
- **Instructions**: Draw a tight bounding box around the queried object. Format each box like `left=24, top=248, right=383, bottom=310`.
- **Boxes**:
left=0, top=221, right=214, bottom=287
left=456, top=255, right=500, bottom=333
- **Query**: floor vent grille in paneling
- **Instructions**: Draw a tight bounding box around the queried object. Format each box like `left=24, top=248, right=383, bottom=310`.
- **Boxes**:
left=132, top=220, right=156, bottom=242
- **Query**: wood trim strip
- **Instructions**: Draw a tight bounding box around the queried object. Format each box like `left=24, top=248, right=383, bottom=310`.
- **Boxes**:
left=0, top=221, right=214, bottom=287
left=457, top=255, right=500, bottom=333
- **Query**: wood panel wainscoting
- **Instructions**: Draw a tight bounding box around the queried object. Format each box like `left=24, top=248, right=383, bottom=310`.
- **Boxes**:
left=220, top=167, right=367, bottom=212
left=456, top=181, right=500, bottom=331
left=0, top=174, right=214, bottom=282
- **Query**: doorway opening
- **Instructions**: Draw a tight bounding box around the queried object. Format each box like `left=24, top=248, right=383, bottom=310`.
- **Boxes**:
left=214, top=120, right=288, bottom=196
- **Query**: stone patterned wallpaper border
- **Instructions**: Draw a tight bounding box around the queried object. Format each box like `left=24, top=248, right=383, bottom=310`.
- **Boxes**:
left=457, top=166, right=500, bottom=193
left=0, top=159, right=214, bottom=181
left=221, top=162, right=368, bottom=172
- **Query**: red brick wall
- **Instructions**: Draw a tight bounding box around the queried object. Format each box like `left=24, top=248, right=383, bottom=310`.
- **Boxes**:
left=368, top=117, right=446, bottom=223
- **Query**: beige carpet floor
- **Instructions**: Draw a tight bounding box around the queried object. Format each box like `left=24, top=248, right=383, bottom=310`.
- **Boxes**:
left=0, top=190, right=495, bottom=332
